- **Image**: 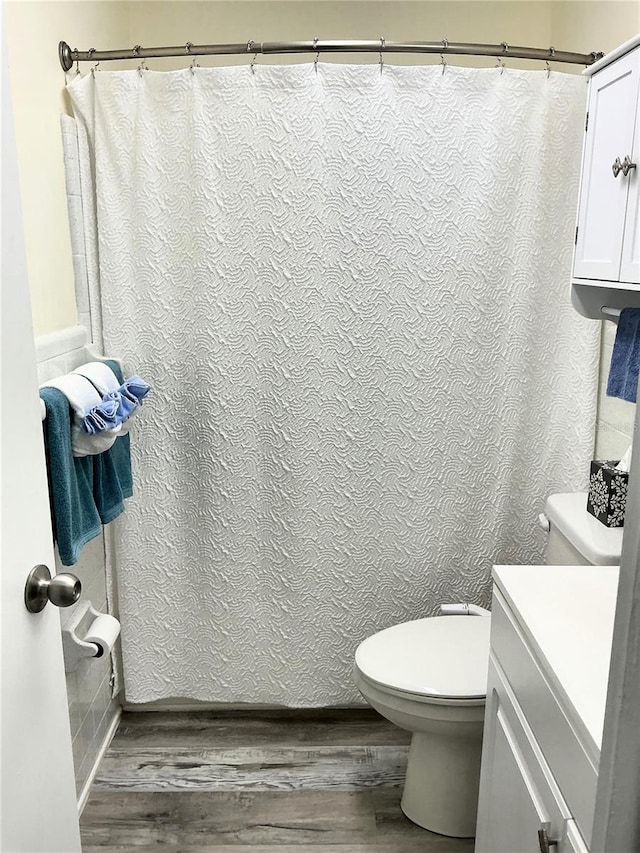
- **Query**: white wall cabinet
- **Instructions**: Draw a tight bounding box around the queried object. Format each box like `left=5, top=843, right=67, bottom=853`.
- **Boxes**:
left=574, top=49, right=639, bottom=283
left=474, top=563, right=620, bottom=853
left=572, top=36, right=640, bottom=318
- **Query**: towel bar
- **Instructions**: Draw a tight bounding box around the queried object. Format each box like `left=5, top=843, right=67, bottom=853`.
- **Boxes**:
left=601, top=307, right=622, bottom=321
left=39, top=348, right=123, bottom=420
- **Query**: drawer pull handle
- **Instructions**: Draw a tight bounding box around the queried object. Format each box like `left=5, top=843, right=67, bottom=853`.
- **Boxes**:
left=538, top=825, right=559, bottom=853
left=613, top=156, right=637, bottom=178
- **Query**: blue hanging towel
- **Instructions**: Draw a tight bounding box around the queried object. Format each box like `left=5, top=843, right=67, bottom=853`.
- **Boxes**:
left=92, top=359, right=134, bottom=523
left=39, top=387, right=102, bottom=566
left=40, top=360, right=136, bottom=565
left=607, top=308, right=640, bottom=404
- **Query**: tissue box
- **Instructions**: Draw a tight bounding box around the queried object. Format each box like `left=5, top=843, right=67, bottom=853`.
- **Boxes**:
left=587, top=460, right=628, bottom=528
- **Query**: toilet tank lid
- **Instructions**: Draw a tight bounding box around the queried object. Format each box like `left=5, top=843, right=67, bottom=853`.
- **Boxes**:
left=545, top=492, right=623, bottom=565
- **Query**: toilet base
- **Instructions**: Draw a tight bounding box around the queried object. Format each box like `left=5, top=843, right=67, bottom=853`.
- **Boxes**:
left=400, top=728, right=482, bottom=838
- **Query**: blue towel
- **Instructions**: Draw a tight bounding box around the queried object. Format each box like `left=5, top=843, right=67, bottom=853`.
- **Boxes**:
left=93, top=360, right=133, bottom=523
left=81, top=374, right=151, bottom=434
left=92, top=436, right=133, bottom=523
left=40, top=387, right=102, bottom=566
left=607, top=308, right=640, bottom=403
left=40, top=359, right=135, bottom=565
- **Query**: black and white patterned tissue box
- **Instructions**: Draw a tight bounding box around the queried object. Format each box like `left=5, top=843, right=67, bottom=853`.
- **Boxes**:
left=587, top=460, right=628, bottom=528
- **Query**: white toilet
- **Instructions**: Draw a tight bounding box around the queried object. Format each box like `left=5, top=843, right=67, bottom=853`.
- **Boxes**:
left=354, top=492, right=623, bottom=838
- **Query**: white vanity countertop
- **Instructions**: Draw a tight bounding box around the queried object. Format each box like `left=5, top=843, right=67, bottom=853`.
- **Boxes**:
left=492, top=564, right=619, bottom=754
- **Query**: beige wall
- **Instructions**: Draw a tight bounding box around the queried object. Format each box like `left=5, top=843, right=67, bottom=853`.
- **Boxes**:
left=126, top=1, right=553, bottom=70
left=4, top=0, right=638, bottom=339
left=3, top=1, right=130, bottom=336
left=551, top=1, right=639, bottom=57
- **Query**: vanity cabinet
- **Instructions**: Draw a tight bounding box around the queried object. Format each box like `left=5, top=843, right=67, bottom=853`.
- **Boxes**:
left=571, top=36, right=640, bottom=318
left=476, top=661, right=587, bottom=852
left=475, top=565, right=619, bottom=853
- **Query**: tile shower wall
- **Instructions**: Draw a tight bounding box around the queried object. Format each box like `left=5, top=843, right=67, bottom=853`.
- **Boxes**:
left=596, top=321, right=636, bottom=460
left=62, top=537, right=120, bottom=804
left=36, top=328, right=120, bottom=806
left=61, top=116, right=92, bottom=334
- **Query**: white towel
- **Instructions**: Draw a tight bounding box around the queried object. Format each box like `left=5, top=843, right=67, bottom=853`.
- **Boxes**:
left=42, top=374, right=121, bottom=457
left=73, top=361, right=121, bottom=394
left=43, top=373, right=102, bottom=415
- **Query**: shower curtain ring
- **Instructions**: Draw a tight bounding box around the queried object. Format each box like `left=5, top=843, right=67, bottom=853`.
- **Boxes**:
left=88, top=47, right=100, bottom=77
left=313, top=37, right=319, bottom=73
left=379, top=36, right=385, bottom=76
left=73, top=47, right=81, bottom=76
left=132, top=44, right=148, bottom=75
left=495, top=56, right=506, bottom=75
left=440, top=38, right=448, bottom=75
left=498, top=41, right=508, bottom=75
left=185, top=44, right=200, bottom=74
left=247, top=39, right=259, bottom=74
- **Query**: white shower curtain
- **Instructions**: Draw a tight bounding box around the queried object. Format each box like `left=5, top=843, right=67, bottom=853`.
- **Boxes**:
left=69, top=63, right=598, bottom=706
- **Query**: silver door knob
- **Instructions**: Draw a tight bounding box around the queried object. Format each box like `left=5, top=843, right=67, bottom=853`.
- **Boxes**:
left=24, top=564, right=81, bottom=613
left=612, top=157, right=623, bottom=177
left=622, top=155, right=637, bottom=177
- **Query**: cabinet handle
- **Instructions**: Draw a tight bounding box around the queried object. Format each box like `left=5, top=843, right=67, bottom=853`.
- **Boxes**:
left=538, top=825, right=559, bottom=853
left=613, top=156, right=637, bottom=178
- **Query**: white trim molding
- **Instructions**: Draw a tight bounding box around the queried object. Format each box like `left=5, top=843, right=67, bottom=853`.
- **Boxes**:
left=592, top=389, right=640, bottom=852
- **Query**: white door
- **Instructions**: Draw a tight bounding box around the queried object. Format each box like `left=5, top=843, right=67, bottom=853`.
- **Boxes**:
left=0, top=48, right=81, bottom=853
left=574, top=49, right=640, bottom=282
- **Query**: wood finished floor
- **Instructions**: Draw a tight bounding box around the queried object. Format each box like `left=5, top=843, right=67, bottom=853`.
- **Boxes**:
left=81, top=709, right=475, bottom=852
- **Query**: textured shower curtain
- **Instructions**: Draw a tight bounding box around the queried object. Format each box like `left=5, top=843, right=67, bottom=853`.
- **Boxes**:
left=69, top=63, right=598, bottom=705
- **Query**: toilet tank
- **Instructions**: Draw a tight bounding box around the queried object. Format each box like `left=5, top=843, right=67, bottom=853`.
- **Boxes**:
left=544, top=493, right=624, bottom=566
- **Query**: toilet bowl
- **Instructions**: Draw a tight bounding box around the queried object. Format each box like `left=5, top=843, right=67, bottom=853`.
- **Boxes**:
left=355, top=615, right=490, bottom=837
left=354, top=491, right=624, bottom=838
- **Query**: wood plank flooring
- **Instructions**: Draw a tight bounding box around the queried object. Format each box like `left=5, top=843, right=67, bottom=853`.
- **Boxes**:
left=81, top=709, right=475, bottom=852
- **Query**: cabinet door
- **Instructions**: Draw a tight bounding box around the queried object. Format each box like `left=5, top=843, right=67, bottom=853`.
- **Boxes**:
left=476, top=657, right=582, bottom=853
left=620, top=76, right=640, bottom=284
left=574, top=49, right=640, bottom=282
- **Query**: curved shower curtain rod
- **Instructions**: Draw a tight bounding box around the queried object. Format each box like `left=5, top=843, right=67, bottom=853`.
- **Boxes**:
left=58, top=39, right=603, bottom=72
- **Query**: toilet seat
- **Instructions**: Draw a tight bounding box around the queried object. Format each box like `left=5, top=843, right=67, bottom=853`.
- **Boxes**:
left=355, top=616, right=490, bottom=702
